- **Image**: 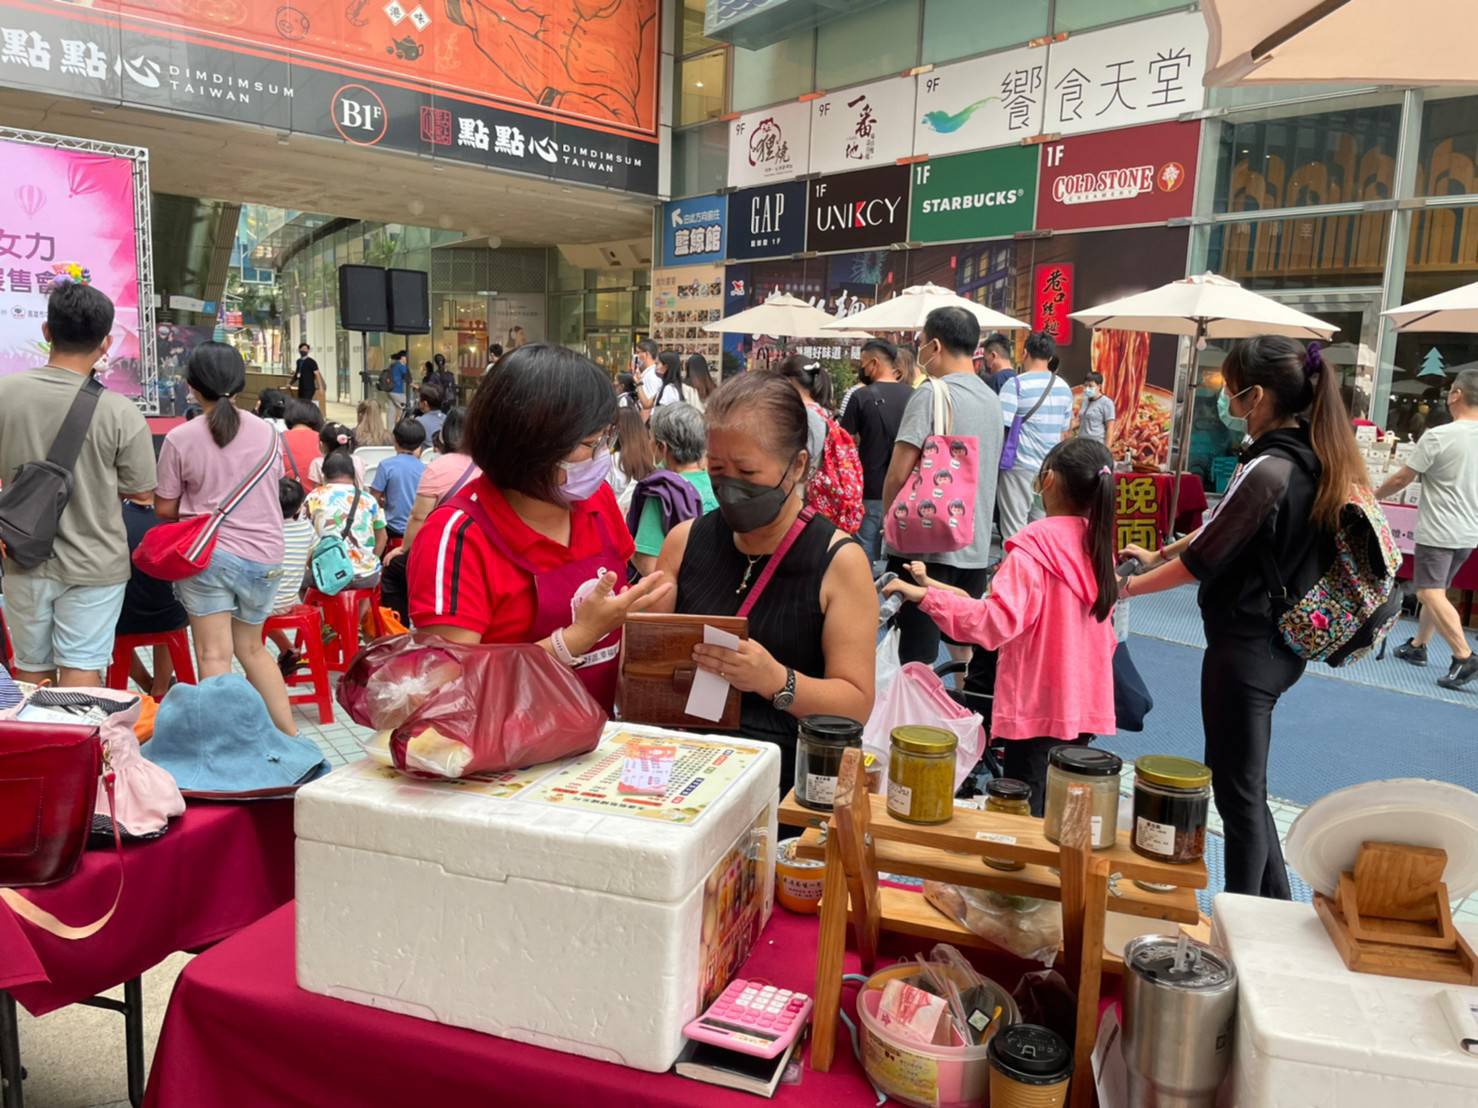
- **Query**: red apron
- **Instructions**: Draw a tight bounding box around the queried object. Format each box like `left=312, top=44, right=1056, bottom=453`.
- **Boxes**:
left=458, top=492, right=626, bottom=713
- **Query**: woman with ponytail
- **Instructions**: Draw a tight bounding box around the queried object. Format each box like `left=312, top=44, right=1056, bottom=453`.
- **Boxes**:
left=153, top=341, right=297, bottom=736
left=886, top=436, right=1120, bottom=813
left=1119, top=336, right=1365, bottom=899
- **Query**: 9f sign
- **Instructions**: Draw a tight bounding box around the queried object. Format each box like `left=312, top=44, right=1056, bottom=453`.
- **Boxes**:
left=332, top=84, right=388, bottom=147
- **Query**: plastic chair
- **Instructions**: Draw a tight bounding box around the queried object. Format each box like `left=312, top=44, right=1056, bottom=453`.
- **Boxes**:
left=107, top=628, right=197, bottom=691
left=305, top=585, right=387, bottom=672
left=262, top=604, right=334, bottom=724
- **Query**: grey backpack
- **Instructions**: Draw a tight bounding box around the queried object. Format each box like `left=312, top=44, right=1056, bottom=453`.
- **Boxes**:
left=0, top=375, right=104, bottom=569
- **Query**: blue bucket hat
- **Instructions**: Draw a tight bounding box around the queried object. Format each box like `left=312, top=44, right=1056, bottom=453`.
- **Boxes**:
left=144, top=674, right=329, bottom=798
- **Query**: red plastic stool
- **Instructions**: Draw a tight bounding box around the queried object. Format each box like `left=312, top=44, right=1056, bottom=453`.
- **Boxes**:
left=107, top=629, right=197, bottom=691
left=305, top=586, right=386, bottom=672
left=262, top=605, right=334, bottom=724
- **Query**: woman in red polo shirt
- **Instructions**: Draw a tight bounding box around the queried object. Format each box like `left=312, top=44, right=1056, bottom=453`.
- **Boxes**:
left=407, top=344, right=671, bottom=713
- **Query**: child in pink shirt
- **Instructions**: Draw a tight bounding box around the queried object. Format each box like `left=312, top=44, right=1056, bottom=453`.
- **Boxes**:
left=886, top=438, right=1119, bottom=813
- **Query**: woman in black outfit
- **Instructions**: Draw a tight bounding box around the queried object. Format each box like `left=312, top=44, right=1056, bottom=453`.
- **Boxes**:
left=654, top=373, right=876, bottom=787
left=1118, top=336, right=1365, bottom=899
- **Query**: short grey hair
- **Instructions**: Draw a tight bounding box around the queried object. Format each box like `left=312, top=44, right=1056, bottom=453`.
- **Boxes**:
left=1455, top=368, right=1478, bottom=407
left=650, top=402, right=706, bottom=465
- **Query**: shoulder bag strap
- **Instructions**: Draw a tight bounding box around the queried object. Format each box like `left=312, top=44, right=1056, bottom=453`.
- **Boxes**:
left=214, top=429, right=281, bottom=523
left=437, top=459, right=478, bottom=508
left=341, top=480, right=361, bottom=539
left=737, top=506, right=816, bottom=618
left=44, top=374, right=105, bottom=473
left=928, top=377, right=954, bottom=438
left=283, top=440, right=302, bottom=483
left=1019, top=371, right=1058, bottom=427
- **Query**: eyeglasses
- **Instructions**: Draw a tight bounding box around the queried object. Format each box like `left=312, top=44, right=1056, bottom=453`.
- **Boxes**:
left=577, top=429, right=614, bottom=455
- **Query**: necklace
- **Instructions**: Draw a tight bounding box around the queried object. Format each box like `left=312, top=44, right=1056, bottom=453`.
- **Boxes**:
left=736, top=553, right=764, bottom=595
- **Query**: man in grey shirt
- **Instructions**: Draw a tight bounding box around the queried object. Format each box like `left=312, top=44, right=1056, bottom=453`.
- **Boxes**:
left=883, top=306, right=1004, bottom=665
left=1074, top=371, right=1117, bottom=443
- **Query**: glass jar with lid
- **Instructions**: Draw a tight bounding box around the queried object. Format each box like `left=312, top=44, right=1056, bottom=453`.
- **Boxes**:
left=887, top=726, right=956, bottom=825
left=983, top=778, right=1032, bottom=871
left=1131, top=755, right=1212, bottom=864
left=794, top=715, right=864, bottom=811
left=1043, top=746, right=1122, bottom=850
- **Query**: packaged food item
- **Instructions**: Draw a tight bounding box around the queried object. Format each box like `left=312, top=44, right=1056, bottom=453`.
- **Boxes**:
left=877, top=978, right=953, bottom=1046
left=1043, top=746, right=1122, bottom=850
left=923, top=882, right=1062, bottom=966
left=983, top=778, right=1032, bottom=871
left=774, top=837, right=824, bottom=913
left=1131, top=755, right=1211, bottom=864
left=887, top=726, right=957, bottom=824
left=793, top=714, right=864, bottom=811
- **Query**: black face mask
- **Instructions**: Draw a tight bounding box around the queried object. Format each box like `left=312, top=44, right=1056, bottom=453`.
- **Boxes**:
left=712, top=455, right=798, bottom=534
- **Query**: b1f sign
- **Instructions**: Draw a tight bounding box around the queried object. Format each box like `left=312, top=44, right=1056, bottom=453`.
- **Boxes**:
left=728, top=180, right=807, bottom=260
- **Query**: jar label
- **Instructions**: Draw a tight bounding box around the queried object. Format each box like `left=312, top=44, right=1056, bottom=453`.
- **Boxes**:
left=1135, top=816, right=1176, bottom=856
left=1091, top=815, right=1104, bottom=843
left=975, top=831, right=1017, bottom=845
left=780, top=874, right=824, bottom=901
left=886, top=780, right=913, bottom=817
left=807, top=774, right=837, bottom=806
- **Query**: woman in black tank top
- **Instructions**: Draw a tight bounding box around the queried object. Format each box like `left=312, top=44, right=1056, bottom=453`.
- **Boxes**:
left=653, top=374, right=877, bottom=791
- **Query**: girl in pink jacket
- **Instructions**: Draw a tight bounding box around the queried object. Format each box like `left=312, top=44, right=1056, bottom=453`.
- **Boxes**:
left=886, top=438, right=1119, bottom=813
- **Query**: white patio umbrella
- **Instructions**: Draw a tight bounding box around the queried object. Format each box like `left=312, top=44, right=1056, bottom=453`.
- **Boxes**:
left=1069, top=272, right=1339, bottom=527
left=1321, top=342, right=1378, bottom=368
left=1202, top=0, right=1475, bottom=87
left=1383, top=279, right=1478, bottom=333
left=817, top=283, right=1029, bottom=334
left=702, top=292, right=869, bottom=339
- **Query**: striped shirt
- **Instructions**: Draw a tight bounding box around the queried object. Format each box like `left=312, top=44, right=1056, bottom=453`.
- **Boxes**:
left=999, top=370, right=1074, bottom=471
left=272, top=519, right=315, bottom=613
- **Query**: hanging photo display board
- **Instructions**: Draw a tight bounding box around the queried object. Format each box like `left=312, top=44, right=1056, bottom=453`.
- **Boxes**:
left=726, top=99, right=811, bottom=189
left=650, top=263, right=724, bottom=362
left=808, top=76, right=917, bottom=176
left=913, top=44, right=1046, bottom=158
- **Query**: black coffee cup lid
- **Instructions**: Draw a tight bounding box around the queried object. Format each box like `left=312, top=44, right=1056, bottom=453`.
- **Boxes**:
left=988, top=1023, right=1073, bottom=1084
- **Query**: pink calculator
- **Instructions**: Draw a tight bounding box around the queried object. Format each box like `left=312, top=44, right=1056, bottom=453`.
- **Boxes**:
left=684, top=979, right=813, bottom=1059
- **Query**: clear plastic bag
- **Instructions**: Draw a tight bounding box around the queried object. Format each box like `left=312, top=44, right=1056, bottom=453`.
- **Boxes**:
left=337, top=633, right=607, bottom=778
left=863, top=662, right=983, bottom=794
left=922, top=881, right=1062, bottom=966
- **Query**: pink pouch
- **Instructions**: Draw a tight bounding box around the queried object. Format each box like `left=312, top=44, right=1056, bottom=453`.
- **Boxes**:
left=884, top=378, right=978, bottom=556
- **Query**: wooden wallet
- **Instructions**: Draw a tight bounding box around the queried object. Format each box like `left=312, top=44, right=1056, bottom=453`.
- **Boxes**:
left=618, top=613, right=748, bottom=730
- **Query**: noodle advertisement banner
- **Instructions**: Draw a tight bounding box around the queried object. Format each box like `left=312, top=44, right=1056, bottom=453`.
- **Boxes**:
left=0, top=0, right=659, bottom=193
left=0, top=139, right=142, bottom=395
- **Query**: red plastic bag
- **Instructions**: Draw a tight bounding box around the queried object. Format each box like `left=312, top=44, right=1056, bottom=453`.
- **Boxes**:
left=337, top=633, right=607, bottom=778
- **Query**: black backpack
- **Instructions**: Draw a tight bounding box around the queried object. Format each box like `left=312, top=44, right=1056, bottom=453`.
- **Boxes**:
left=0, top=375, right=104, bottom=569
left=376, top=366, right=396, bottom=393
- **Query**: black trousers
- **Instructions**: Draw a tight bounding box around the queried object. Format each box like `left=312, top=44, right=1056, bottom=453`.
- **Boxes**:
left=886, top=557, right=990, bottom=665
left=1201, top=630, right=1306, bottom=899
left=1001, top=734, right=1093, bottom=817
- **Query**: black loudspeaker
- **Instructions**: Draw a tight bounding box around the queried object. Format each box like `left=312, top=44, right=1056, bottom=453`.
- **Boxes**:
left=387, top=268, right=431, bottom=334
left=339, top=265, right=388, bottom=332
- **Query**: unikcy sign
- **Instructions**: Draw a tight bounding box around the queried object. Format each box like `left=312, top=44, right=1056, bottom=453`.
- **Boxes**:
left=728, top=181, right=807, bottom=261
left=661, top=194, right=727, bottom=266
left=1036, top=120, right=1200, bottom=232
left=807, top=165, right=910, bottom=254
left=909, top=146, right=1038, bottom=244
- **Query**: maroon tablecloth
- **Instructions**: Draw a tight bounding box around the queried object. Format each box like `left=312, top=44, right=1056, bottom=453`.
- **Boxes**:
left=0, top=800, right=295, bottom=1015
left=144, top=899, right=1095, bottom=1108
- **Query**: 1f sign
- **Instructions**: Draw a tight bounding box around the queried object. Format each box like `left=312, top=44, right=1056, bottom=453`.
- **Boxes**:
left=914, top=164, right=932, bottom=186
left=1044, top=143, right=1066, bottom=168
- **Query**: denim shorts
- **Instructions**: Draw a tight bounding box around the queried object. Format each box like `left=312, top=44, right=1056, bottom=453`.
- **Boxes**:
left=174, top=547, right=283, bottom=626
left=2, top=575, right=126, bottom=672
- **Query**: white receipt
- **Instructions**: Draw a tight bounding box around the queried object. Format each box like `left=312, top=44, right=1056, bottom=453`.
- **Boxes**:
left=685, top=624, right=740, bottom=722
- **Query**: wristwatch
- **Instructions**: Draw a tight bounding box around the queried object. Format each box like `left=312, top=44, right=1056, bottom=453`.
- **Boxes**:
left=771, top=667, right=797, bottom=711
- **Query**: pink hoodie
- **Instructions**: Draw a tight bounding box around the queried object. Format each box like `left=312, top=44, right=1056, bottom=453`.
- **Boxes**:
left=920, top=515, right=1116, bottom=741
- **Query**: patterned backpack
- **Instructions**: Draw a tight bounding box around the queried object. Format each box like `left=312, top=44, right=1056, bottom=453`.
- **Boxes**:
left=805, top=402, right=865, bottom=534
left=1261, top=481, right=1402, bottom=668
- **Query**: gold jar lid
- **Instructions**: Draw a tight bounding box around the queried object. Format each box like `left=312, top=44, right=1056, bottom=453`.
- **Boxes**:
left=890, top=725, right=957, bottom=756
left=1136, top=754, right=1212, bottom=790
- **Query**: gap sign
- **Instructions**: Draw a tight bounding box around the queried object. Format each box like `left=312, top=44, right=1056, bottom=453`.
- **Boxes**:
left=728, top=181, right=808, bottom=261
left=909, top=146, right=1039, bottom=244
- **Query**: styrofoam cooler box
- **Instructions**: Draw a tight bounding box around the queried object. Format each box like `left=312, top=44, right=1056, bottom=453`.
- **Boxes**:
left=1212, top=893, right=1478, bottom=1107
left=296, top=724, right=779, bottom=1072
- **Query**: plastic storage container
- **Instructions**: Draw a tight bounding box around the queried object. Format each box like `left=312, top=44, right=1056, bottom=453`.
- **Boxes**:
left=857, top=963, right=1019, bottom=1108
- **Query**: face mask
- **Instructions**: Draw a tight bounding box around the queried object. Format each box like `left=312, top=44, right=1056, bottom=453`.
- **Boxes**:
left=1084, top=386, right=1099, bottom=399
left=557, top=448, right=612, bottom=503
left=918, top=340, right=938, bottom=376
left=712, top=461, right=796, bottom=534
left=1218, top=386, right=1253, bottom=436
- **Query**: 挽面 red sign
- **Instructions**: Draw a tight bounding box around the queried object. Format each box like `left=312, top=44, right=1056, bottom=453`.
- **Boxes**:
left=1036, top=120, right=1200, bottom=232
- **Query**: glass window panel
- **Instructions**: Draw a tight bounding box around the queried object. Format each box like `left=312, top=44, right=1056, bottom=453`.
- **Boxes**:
left=678, top=49, right=726, bottom=125
left=680, top=0, right=719, bottom=56
left=671, top=122, right=728, bottom=198
left=1418, top=94, right=1478, bottom=198
left=731, top=33, right=814, bottom=112
left=816, top=0, right=918, bottom=90
left=922, top=0, right=1047, bottom=63
left=1212, top=104, right=1402, bottom=213
left=1205, top=211, right=1391, bottom=289
left=1052, top=0, right=1184, bottom=34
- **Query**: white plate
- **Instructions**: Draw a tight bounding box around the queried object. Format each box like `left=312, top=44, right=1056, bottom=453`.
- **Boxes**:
left=1285, top=779, right=1478, bottom=900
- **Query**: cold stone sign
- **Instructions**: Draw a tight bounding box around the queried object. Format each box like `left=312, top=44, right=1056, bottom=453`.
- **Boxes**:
left=908, top=145, right=1039, bottom=244
left=728, top=180, right=807, bottom=261
left=806, top=164, right=911, bottom=254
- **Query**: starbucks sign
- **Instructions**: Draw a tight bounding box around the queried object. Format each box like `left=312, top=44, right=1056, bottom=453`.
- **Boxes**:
left=908, top=146, right=1038, bottom=245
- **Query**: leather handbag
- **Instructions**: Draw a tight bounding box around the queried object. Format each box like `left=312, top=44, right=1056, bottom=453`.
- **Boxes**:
left=133, top=428, right=280, bottom=581
left=0, top=721, right=102, bottom=887
left=618, top=613, right=748, bottom=729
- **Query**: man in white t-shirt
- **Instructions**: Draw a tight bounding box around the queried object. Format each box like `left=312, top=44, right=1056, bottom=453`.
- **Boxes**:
left=997, top=330, right=1074, bottom=540
left=633, top=339, right=674, bottom=419
left=1377, top=368, right=1478, bottom=689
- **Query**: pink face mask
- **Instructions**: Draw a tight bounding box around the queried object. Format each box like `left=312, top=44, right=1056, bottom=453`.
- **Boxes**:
left=558, top=448, right=612, bottom=503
